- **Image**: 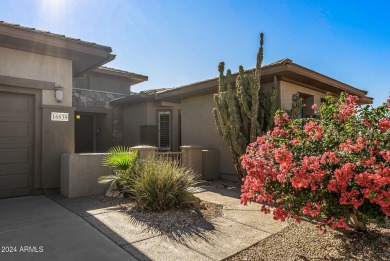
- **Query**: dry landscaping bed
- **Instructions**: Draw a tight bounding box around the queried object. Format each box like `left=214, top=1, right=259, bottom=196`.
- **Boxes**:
left=227, top=219, right=390, bottom=261
left=94, top=180, right=389, bottom=260
left=93, top=193, right=223, bottom=235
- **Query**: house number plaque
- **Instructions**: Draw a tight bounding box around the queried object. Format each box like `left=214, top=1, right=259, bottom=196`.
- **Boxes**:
left=51, top=112, right=69, bottom=121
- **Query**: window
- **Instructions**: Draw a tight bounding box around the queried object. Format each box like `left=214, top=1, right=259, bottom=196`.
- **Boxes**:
left=158, top=111, right=171, bottom=151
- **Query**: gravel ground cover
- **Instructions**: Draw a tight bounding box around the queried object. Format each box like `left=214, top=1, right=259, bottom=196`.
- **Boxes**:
left=227, top=219, right=390, bottom=261
left=92, top=194, right=223, bottom=235
left=205, top=180, right=390, bottom=261
left=94, top=180, right=390, bottom=260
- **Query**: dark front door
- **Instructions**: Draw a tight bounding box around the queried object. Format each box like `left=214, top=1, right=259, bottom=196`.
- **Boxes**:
left=0, top=92, right=33, bottom=198
left=75, top=113, right=94, bottom=153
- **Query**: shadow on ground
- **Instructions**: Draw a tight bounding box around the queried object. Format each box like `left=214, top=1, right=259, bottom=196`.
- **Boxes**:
left=124, top=207, right=216, bottom=245
left=331, top=224, right=390, bottom=260
left=47, top=194, right=217, bottom=259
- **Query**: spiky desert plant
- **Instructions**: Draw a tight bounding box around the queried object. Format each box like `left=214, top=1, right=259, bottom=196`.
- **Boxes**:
left=213, top=33, right=302, bottom=179
left=98, top=146, right=138, bottom=195
left=102, top=146, right=138, bottom=171
left=131, top=156, right=198, bottom=210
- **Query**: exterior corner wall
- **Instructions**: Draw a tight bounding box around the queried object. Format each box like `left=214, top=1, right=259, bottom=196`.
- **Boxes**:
left=181, top=93, right=236, bottom=176
left=42, top=106, right=75, bottom=189
left=61, top=153, right=111, bottom=198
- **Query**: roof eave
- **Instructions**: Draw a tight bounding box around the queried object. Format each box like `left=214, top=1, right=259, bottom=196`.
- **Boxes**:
left=0, top=23, right=114, bottom=76
left=91, top=68, right=148, bottom=84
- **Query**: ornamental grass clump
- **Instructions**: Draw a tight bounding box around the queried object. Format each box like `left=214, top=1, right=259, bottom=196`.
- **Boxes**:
left=132, top=157, right=198, bottom=211
left=241, top=93, right=390, bottom=231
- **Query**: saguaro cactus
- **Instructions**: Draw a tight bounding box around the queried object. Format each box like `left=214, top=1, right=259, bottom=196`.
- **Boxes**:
left=213, top=33, right=302, bottom=179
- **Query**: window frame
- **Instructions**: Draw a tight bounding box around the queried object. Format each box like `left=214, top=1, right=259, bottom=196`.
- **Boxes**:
left=156, top=109, right=172, bottom=151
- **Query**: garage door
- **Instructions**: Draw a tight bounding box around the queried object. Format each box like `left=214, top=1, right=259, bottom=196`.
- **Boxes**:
left=0, top=92, right=33, bottom=198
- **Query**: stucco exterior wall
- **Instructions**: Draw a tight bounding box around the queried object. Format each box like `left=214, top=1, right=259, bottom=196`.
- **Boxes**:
left=181, top=94, right=236, bottom=177
left=123, top=103, right=148, bottom=147
left=89, top=75, right=130, bottom=94
left=122, top=101, right=181, bottom=151
left=0, top=47, right=72, bottom=107
left=280, top=80, right=325, bottom=111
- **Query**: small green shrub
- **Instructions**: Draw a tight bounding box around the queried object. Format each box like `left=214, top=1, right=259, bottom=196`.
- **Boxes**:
left=102, top=146, right=138, bottom=171
left=98, top=147, right=138, bottom=195
left=132, top=157, right=198, bottom=210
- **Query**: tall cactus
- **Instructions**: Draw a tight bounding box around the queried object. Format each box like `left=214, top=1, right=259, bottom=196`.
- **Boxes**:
left=213, top=33, right=302, bottom=179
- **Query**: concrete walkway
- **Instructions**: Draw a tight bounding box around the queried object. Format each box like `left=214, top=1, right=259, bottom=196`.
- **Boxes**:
left=50, top=187, right=288, bottom=261
left=0, top=196, right=136, bottom=261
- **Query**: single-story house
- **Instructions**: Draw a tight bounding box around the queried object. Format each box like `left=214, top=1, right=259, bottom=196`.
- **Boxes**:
left=0, top=21, right=146, bottom=198
left=0, top=20, right=374, bottom=198
left=113, top=58, right=373, bottom=180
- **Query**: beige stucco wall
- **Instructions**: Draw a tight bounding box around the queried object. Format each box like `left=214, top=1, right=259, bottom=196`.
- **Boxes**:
left=122, top=101, right=181, bottom=151
left=0, top=46, right=72, bottom=107
left=280, top=80, right=325, bottom=111
left=123, top=102, right=148, bottom=146
left=147, top=101, right=181, bottom=151
left=181, top=94, right=236, bottom=176
left=89, top=75, right=130, bottom=94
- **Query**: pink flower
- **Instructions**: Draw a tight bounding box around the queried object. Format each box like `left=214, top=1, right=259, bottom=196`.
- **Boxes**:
left=311, top=104, right=317, bottom=110
left=304, top=121, right=323, bottom=140
left=378, top=118, right=390, bottom=132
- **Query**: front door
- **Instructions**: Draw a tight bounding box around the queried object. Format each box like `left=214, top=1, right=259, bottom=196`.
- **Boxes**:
left=75, top=113, right=94, bottom=153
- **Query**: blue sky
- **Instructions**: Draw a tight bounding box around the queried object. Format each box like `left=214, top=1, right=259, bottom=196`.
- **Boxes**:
left=1, top=0, right=389, bottom=106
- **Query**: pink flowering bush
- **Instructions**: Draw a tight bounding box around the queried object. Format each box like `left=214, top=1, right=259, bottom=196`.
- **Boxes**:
left=241, top=93, right=390, bottom=231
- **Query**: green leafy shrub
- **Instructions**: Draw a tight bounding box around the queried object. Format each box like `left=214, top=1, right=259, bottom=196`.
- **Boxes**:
left=132, top=157, right=198, bottom=210
left=102, top=146, right=138, bottom=171
left=98, top=146, right=138, bottom=195
left=241, top=93, right=390, bottom=231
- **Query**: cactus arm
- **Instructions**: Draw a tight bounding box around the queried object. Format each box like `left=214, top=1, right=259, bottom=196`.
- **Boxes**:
left=250, top=33, right=264, bottom=142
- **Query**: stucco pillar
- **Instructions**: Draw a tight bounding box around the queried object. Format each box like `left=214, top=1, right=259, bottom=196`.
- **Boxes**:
left=181, top=145, right=204, bottom=177
left=131, top=145, right=157, bottom=160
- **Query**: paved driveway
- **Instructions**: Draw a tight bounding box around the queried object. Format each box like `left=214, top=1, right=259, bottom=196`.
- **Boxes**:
left=0, top=196, right=136, bottom=261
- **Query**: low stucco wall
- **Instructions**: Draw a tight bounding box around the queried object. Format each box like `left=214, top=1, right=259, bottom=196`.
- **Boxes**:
left=61, top=153, right=111, bottom=198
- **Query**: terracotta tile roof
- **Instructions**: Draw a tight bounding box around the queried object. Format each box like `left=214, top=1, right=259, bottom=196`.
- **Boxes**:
left=0, top=21, right=111, bottom=51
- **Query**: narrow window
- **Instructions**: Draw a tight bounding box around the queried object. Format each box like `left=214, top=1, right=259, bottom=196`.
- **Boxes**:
left=158, top=111, right=171, bottom=151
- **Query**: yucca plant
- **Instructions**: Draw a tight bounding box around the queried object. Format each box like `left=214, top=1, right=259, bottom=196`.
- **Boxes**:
left=98, top=146, right=138, bottom=196
left=131, top=156, right=198, bottom=210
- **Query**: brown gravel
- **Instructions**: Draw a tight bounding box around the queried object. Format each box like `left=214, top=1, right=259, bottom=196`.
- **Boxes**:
left=94, top=180, right=390, bottom=260
left=227, top=218, right=390, bottom=261
left=203, top=180, right=390, bottom=261
left=92, top=194, right=223, bottom=235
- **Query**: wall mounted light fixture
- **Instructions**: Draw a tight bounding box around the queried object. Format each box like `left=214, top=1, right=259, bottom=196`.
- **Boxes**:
left=54, top=86, right=64, bottom=103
